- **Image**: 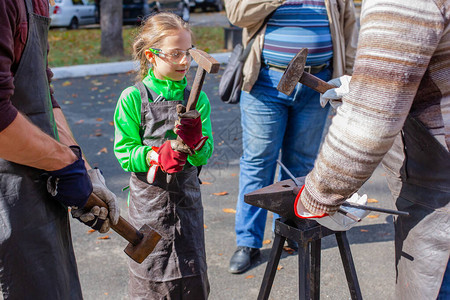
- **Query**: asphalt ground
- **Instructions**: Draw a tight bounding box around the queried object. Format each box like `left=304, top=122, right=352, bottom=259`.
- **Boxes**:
left=50, top=66, right=398, bottom=300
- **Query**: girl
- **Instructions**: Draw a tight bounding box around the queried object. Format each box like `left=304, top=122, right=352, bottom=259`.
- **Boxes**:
left=113, top=12, right=213, bottom=299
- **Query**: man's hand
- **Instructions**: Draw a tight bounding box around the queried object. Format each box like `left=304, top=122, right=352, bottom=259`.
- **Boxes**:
left=70, top=168, right=119, bottom=233
left=71, top=206, right=110, bottom=233
left=47, top=145, right=92, bottom=208
left=294, top=185, right=369, bottom=231
left=320, top=75, right=352, bottom=109
left=173, top=105, right=208, bottom=151
left=315, top=194, right=369, bottom=231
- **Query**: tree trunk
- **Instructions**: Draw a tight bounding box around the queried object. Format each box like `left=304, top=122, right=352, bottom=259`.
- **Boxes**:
left=100, top=0, right=124, bottom=57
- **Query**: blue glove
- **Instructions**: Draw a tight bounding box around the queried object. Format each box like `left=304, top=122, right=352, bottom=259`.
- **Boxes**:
left=47, top=146, right=92, bottom=208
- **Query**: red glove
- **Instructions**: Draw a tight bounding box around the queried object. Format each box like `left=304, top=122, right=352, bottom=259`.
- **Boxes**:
left=174, top=105, right=208, bottom=151
left=293, top=185, right=327, bottom=219
left=146, top=140, right=190, bottom=183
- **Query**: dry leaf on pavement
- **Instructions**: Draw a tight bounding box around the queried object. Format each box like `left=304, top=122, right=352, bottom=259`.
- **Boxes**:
left=201, top=181, right=212, bottom=185
left=245, top=275, right=254, bottom=279
left=367, top=198, right=379, bottom=203
left=98, top=236, right=110, bottom=240
left=367, top=214, right=380, bottom=218
left=277, top=266, right=284, bottom=271
left=222, top=208, right=236, bottom=214
left=87, top=229, right=95, bottom=234
left=263, top=239, right=271, bottom=245
left=213, top=191, right=228, bottom=196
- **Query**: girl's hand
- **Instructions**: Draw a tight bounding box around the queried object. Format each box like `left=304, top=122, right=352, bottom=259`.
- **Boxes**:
left=174, top=104, right=209, bottom=151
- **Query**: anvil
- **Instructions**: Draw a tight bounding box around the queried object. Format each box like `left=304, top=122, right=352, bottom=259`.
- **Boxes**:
left=244, top=177, right=305, bottom=220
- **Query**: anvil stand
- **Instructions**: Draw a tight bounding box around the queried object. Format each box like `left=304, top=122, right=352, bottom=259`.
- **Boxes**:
left=258, top=217, right=362, bottom=300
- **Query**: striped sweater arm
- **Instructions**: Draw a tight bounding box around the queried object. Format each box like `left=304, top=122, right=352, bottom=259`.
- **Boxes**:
left=301, top=0, right=447, bottom=214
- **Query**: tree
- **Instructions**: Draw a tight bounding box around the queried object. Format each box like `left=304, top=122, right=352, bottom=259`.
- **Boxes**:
left=100, top=0, right=124, bottom=57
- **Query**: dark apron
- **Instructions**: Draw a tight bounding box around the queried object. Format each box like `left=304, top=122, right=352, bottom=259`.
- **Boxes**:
left=382, top=115, right=450, bottom=299
left=0, top=0, right=82, bottom=299
left=127, top=83, right=209, bottom=299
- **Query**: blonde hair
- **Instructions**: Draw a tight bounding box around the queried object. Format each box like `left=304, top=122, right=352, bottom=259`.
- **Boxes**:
left=133, top=12, right=193, bottom=81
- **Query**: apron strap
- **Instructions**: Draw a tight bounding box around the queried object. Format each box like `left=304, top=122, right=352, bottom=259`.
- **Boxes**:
left=24, top=0, right=33, bottom=15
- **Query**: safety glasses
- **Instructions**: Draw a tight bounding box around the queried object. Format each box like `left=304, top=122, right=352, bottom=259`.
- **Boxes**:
left=149, top=48, right=193, bottom=64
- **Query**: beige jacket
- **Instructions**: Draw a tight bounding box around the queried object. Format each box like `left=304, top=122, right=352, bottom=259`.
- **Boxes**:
left=224, top=0, right=359, bottom=92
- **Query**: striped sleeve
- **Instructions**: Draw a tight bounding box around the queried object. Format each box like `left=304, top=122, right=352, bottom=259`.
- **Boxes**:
left=300, top=0, right=449, bottom=214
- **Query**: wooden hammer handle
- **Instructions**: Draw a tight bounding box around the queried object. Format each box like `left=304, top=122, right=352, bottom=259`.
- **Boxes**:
left=84, top=193, right=143, bottom=245
left=300, top=72, right=336, bottom=94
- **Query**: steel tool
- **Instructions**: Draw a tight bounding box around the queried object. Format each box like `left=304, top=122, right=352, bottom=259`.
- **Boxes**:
left=277, top=48, right=336, bottom=96
left=84, top=193, right=161, bottom=264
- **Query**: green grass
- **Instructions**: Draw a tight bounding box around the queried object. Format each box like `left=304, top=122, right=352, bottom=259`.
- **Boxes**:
left=48, top=26, right=226, bottom=68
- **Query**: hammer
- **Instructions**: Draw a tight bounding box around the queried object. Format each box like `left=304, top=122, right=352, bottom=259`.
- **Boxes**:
left=277, top=48, right=336, bottom=96
left=84, top=193, right=161, bottom=264
left=166, top=49, right=220, bottom=183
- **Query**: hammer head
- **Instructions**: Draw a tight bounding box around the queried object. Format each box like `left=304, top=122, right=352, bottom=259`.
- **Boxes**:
left=190, top=48, right=221, bottom=74
left=277, top=48, right=308, bottom=96
left=124, top=224, right=161, bottom=264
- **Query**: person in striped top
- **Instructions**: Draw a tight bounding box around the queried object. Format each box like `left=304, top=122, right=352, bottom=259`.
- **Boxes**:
left=224, top=0, right=358, bottom=274
left=296, top=0, right=450, bottom=298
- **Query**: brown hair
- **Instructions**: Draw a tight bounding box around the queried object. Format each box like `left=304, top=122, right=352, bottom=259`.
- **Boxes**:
left=132, top=12, right=193, bottom=81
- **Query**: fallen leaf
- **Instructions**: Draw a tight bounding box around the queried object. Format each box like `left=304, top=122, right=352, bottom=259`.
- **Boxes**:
left=75, top=119, right=85, bottom=124
left=367, top=214, right=380, bottom=218
left=87, top=229, right=95, bottom=234
left=245, top=275, right=254, bottom=279
left=96, top=118, right=103, bottom=122
left=360, top=229, right=369, bottom=232
left=222, top=208, right=236, bottom=214
left=213, top=191, right=228, bottom=196
left=98, top=236, right=110, bottom=240
left=109, top=121, right=114, bottom=126
left=204, top=224, right=208, bottom=229
left=263, top=239, right=271, bottom=245
left=283, top=246, right=295, bottom=255
left=230, top=173, right=237, bottom=177
left=97, top=147, right=108, bottom=155
left=367, top=198, right=379, bottom=203
left=95, top=132, right=102, bottom=137
left=277, top=265, right=284, bottom=271
left=218, top=253, right=223, bottom=256
left=104, top=293, right=108, bottom=296
left=62, top=81, right=72, bottom=86
left=201, top=181, right=212, bottom=185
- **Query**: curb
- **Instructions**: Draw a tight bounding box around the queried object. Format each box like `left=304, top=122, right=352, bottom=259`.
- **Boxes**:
left=52, top=52, right=231, bottom=80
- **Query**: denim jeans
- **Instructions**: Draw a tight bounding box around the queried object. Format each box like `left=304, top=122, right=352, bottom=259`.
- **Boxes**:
left=235, top=65, right=332, bottom=248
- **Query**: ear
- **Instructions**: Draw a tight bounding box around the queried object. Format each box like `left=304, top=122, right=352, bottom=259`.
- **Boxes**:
left=144, top=50, right=156, bottom=65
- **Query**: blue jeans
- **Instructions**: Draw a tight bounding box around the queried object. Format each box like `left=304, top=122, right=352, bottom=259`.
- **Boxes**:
left=438, top=260, right=450, bottom=299
left=235, top=65, right=332, bottom=248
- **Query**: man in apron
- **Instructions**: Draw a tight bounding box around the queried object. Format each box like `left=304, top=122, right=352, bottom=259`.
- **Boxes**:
left=295, top=0, right=449, bottom=298
left=0, top=1, right=120, bottom=298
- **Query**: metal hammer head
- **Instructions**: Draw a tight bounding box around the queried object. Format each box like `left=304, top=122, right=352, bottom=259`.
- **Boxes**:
left=277, top=48, right=308, bottom=96
left=190, top=48, right=221, bottom=73
left=124, top=224, right=161, bottom=264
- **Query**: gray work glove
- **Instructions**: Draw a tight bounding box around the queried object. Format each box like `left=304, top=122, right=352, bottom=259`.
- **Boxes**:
left=320, top=75, right=352, bottom=109
left=71, top=168, right=120, bottom=233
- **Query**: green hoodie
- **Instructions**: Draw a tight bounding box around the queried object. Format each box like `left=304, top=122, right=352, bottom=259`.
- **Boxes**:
left=113, top=69, right=213, bottom=173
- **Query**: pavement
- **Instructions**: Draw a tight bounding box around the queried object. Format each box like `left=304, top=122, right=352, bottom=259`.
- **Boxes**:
left=48, top=53, right=398, bottom=300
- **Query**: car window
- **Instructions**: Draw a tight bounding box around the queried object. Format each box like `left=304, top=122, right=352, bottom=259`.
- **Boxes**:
left=73, top=0, right=84, bottom=5
left=123, top=0, right=143, bottom=4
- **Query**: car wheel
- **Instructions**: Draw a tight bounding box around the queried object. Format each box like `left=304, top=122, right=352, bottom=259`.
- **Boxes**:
left=68, top=17, right=79, bottom=30
left=181, top=4, right=190, bottom=22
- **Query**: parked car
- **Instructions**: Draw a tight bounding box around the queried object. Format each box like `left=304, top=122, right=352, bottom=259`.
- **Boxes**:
left=123, top=0, right=192, bottom=24
left=50, top=0, right=97, bottom=29
left=193, top=0, right=222, bottom=12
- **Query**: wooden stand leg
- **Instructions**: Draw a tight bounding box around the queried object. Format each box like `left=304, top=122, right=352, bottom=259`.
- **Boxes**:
left=310, top=239, right=321, bottom=300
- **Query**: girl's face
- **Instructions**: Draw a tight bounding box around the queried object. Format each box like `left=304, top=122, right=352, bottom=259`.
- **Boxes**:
left=145, top=29, right=192, bottom=82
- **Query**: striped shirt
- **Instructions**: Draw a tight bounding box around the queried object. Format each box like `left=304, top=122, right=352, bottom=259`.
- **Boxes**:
left=261, top=0, right=333, bottom=68
left=301, top=0, right=450, bottom=215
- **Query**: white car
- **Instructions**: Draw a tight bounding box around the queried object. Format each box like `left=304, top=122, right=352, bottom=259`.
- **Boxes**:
left=50, top=0, right=98, bottom=29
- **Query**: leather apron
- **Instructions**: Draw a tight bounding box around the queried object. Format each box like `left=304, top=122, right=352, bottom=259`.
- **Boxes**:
left=382, top=115, right=450, bottom=300
left=0, top=0, right=82, bottom=299
left=127, top=83, right=209, bottom=299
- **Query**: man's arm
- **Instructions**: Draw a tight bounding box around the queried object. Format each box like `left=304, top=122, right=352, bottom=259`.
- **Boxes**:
left=0, top=112, right=76, bottom=171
